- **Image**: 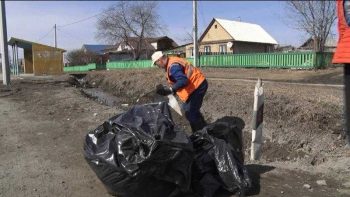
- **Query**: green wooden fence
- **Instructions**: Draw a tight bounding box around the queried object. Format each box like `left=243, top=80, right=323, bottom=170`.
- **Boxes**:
left=63, top=63, right=106, bottom=72
left=65, top=52, right=334, bottom=72
left=106, top=52, right=334, bottom=69
left=314, top=52, right=334, bottom=68
left=197, top=52, right=333, bottom=69
left=107, top=60, right=153, bottom=69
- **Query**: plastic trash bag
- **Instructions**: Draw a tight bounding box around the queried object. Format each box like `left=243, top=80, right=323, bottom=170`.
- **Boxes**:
left=84, top=102, right=194, bottom=197
left=190, top=117, right=252, bottom=197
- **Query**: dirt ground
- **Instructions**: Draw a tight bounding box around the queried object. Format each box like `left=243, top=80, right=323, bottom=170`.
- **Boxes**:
left=202, top=66, right=344, bottom=85
left=0, top=67, right=350, bottom=197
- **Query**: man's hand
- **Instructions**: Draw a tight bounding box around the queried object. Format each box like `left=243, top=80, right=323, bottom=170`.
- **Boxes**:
left=156, top=84, right=174, bottom=96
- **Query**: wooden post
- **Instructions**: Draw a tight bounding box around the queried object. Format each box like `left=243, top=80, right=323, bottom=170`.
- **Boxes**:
left=11, top=44, right=14, bottom=75
left=251, top=78, right=264, bottom=160
left=54, top=24, right=57, bottom=48
left=344, top=65, right=350, bottom=146
left=14, top=42, right=18, bottom=75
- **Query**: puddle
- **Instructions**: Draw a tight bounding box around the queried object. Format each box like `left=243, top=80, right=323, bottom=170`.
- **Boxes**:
left=69, top=74, right=122, bottom=107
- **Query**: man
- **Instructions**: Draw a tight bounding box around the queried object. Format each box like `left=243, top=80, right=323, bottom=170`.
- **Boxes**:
left=151, top=51, right=208, bottom=132
left=333, top=0, right=350, bottom=146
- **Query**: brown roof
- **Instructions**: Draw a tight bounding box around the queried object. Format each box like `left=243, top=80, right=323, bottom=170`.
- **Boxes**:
left=8, top=37, right=66, bottom=52
left=299, top=37, right=338, bottom=48
left=103, top=36, right=178, bottom=52
left=126, top=37, right=155, bottom=50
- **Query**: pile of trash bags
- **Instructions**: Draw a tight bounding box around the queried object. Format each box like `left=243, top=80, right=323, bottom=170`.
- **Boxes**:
left=84, top=102, right=251, bottom=197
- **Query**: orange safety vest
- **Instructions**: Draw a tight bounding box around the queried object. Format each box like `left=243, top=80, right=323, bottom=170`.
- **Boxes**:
left=166, top=56, right=206, bottom=102
left=333, top=0, right=350, bottom=63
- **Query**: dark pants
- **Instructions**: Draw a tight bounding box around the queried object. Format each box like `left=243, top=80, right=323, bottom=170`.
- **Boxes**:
left=344, top=64, right=350, bottom=145
left=182, top=80, right=208, bottom=132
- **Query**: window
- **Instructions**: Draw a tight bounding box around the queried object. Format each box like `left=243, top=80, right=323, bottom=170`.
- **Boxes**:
left=215, top=24, right=217, bottom=29
left=219, top=45, right=227, bottom=54
left=204, top=46, right=211, bottom=54
left=189, top=47, right=194, bottom=57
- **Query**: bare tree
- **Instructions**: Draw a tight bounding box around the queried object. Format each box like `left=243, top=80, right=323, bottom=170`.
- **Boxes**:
left=96, top=1, right=163, bottom=60
left=181, top=31, right=193, bottom=44
left=66, top=49, right=100, bottom=66
left=180, top=28, right=205, bottom=44
left=285, top=1, right=337, bottom=52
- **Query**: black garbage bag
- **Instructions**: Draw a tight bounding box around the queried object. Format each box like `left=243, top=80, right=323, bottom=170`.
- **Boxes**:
left=84, top=102, right=194, bottom=197
left=190, top=117, right=251, bottom=197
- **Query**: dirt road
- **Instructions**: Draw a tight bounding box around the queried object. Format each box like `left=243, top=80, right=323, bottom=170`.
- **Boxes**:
left=0, top=71, right=349, bottom=197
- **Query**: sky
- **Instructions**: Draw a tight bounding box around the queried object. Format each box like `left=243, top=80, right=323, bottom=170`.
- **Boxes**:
left=5, top=1, right=336, bottom=52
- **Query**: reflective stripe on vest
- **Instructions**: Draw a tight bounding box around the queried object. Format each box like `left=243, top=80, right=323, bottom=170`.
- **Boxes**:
left=166, top=56, right=206, bottom=102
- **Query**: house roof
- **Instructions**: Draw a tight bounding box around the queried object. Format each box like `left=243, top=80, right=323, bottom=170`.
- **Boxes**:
left=8, top=37, right=66, bottom=52
left=299, top=37, right=338, bottom=48
left=325, top=38, right=337, bottom=47
left=82, top=44, right=113, bottom=55
left=128, top=38, right=156, bottom=50
left=103, top=36, right=178, bottom=52
left=200, top=18, right=278, bottom=45
left=147, top=36, right=179, bottom=47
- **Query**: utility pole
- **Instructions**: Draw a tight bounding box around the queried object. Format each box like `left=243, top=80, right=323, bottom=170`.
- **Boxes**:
left=54, top=24, right=57, bottom=48
left=193, top=0, right=198, bottom=67
left=0, top=0, right=10, bottom=85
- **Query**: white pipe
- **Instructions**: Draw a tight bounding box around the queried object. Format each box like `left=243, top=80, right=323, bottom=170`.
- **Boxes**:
left=251, top=78, right=264, bottom=160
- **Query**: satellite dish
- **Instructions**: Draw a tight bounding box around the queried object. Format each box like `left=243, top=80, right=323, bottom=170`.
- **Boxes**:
left=227, top=42, right=233, bottom=48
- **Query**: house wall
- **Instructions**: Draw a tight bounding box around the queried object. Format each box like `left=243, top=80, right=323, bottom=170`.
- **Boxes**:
left=233, top=42, right=274, bottom=53
left=24, top=48, right=33, bottom=74
left=117, top=44, right=132, bottom=52
left=185, top=44, right=193, bottom=58
left=194, top=19, right=276, bottom=56
left=109, top=53, right=133, bottom=61
left=201, top=20, right=233, bottom=42
left=32, top=44, right=64, bottom=75
left=151, top=42, right=157, bottom=49
left=109, top=49, right=154, bottom=61
left=299, top=39, right=336, bottom=52
left=185, top=43, right=230, bottom=57
left=325, top=47, right=336, bottom=52
left=184, top=42, right=274, bottom=57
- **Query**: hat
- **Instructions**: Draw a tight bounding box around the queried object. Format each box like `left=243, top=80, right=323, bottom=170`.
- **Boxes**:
left=151, top=51, right=164, bottom=66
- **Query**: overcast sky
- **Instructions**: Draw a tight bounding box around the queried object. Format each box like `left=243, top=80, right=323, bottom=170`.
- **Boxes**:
left=6, top=1, right=337, bottom=52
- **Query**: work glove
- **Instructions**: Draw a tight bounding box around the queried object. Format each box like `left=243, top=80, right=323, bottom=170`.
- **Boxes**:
left=156, top=84, right=174, bottom=96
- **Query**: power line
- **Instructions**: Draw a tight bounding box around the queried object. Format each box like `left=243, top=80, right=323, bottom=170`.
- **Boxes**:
left=35, top=11, right=101, bottom=47
left=36, top=27, right=54, bottom=42
left=57, top=28, right=85, bottom=45
left=57, top=13, right=102, bottom=28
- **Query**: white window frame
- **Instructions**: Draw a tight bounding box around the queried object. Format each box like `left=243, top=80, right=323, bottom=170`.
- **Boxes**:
left=189, top=47, right=194, bottom=57
left=219, top=44, right=227, bottom=53
left=204, top=46, right=211, bottom=53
